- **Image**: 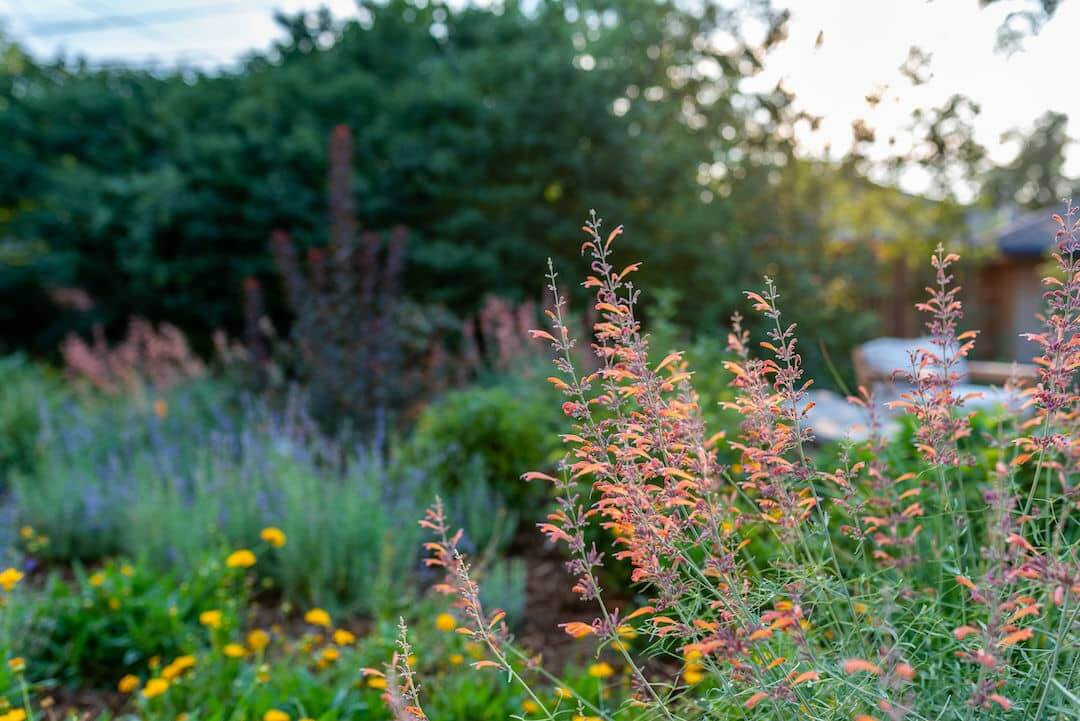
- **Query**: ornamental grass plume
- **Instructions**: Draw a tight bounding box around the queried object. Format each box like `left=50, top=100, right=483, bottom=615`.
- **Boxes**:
left=390, top=209, right=1080, bottom=720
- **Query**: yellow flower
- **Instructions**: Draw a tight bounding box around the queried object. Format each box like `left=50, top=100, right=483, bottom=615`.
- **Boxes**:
left=683, top=668, right=705, bottom=684
left=573, top=716, right=601, bottom=721
left=199, top=610, right=222, bottom=629
left=89, top=572, right=105, bottom=587
left=616, top=625, right=637, bottom=640
left=260, top=527, right=287, bottom=548
left=522, top=699, right=540, bottom=714
left=4, top=711, right=26, bottom=721
left=248, top=629, right=271, bottom=651
left=554, top=687, right=572, bottom=699
left=142, top=678, right=169, bottom=699
left=321, top=647, right=340, bottom=662
left=121, top=565, right=134, bottom=577
left=332, top=629, right=356, bottom=645
left=118, top=674, right=140, bottom=693
left=256, top=664, right=270, bottom=683
left=7, top=657, right=25, bottom=673
left=224, top=644, right=246, bottom=658
left=0, top=568, right=25, bottom=592
left=449, top=654, right=464, bottom=666
left=178, top=715, right=189, bottom=721
left=263, top=710, right=290, bottom=721
left=161, top=655, right=196, bottom=680
left=226, top=549, right=256, bottom=568
left=18, top=526, right=33, bottom=540
left=367, top=677, right=387, bottom=690
left=435, top=613, right=456, bottom=632
left=304, top=608, right=331, bottom=628
left=587, top=662, right=614, bottom=679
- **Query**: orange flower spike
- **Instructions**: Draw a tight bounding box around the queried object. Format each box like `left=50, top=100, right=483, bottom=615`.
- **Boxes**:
left=955, top=575, right=977, bottom=591
left=1007, top=604, right=1040, bottom=623
left=998, top=628, right=1033, bottom=647
left=744, top=692, right=769, bottom=709
left=842, top=659, right=883, bottom=676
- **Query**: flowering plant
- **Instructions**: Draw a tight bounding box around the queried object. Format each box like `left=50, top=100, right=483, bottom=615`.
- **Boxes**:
left=388, top=209, right=1080, bottom=720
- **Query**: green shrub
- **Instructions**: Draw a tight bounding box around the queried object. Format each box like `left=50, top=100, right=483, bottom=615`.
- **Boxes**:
left=12, top=556, right=244, bottom=688
left=406, top=382, right=562, bottom=509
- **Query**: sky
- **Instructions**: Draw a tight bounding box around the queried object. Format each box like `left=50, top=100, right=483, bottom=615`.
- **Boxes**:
left=1, top=0, right=1078, bottom=195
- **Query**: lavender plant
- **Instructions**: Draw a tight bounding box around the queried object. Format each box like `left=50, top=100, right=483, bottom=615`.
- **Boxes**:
left=11, top=383, right=424, bottom=613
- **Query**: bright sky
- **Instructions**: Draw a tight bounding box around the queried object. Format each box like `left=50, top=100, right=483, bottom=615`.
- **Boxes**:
left=1, top=0, right=1077, bottom=195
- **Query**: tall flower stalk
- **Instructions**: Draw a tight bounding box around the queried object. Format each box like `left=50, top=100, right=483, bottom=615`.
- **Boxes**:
left=384, top=210, right=1079, bottom=721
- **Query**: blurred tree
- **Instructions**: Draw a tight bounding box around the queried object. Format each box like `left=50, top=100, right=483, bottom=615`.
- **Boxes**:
left=0, top=1, right=799, bottom=353
left=983, top=110, right=1076, bottom=209
left=980, top=0, right=1062, bottom=52
left=0, top=1, right=997, bottom=387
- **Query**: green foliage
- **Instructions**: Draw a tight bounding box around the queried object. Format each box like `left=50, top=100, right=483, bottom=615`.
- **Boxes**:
left=11, top=381, right=422, bottom=614
left=406, top=381, right=563, bottom=509
left=0, top=355, right=63, bottom=490
left=476, top=558, right=527, bottom=629
left=0, top=0, right=799, bottom=352
left=11, top=556, right=244, bottom=688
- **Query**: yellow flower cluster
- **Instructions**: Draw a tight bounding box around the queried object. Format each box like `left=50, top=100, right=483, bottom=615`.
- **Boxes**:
left=0, top=709, right=27, bottom=721
left=248, top=628, right=271, bottom=651
left=304, top=608, right=331, bottom=628
left=142, top=678, right=170, bottom=699
left=226, top=549, right=256, bottom=569
left=224, top=644, right=246, bottom=658
left=586, top=662, right=613, bottom=679
left=0, top=568, right=23, bottom=593
left=682, top=649, right=705, bottom=685
left=161, top=655, right=196, bottom=681
left=260, top=527, right=287, bottom=548
left=332, top=629, right=356, bottom=645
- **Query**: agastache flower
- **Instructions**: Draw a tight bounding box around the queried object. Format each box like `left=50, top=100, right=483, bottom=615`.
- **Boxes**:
left=383, top=620, right=427, bottom=721
left=889, top=244, right=977, bottom=466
